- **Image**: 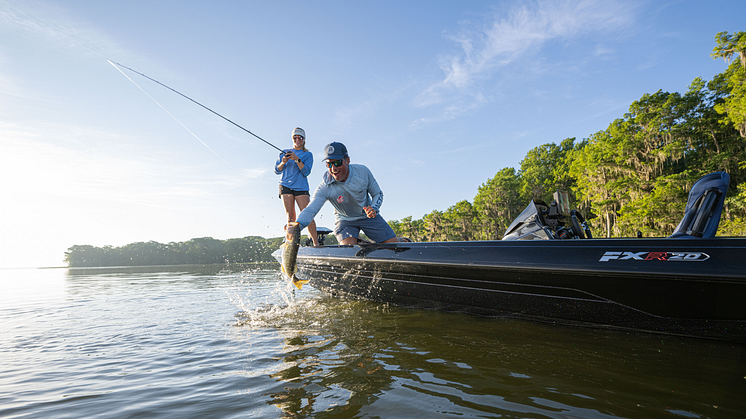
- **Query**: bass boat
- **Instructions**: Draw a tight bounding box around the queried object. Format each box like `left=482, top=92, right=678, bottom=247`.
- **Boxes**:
left=274, top=172, right=746, bottom=342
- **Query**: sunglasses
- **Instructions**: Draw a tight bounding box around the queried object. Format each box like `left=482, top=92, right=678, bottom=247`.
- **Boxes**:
left=325, top=160, right=344, bottom=168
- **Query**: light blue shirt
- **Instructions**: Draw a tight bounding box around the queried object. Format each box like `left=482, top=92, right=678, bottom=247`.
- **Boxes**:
left=275, top=149, right=313, bottom=191
left=296, top=164, right=384, bottom=229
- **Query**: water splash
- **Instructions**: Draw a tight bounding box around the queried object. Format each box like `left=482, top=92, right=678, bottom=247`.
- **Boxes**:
left=229, top=268, right=322, bottom=328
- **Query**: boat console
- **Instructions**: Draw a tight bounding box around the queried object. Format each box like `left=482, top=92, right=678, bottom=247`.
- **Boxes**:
left=502, top=199, right=592, bottom=241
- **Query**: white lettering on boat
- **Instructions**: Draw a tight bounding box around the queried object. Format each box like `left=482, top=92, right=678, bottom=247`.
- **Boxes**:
left=600, top=251, right=710, bottom=262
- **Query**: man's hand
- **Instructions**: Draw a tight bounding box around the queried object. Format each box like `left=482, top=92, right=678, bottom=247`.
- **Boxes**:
left=285, top=222, right=300, bottom=241
left=363, top=206, right=377, bottom=218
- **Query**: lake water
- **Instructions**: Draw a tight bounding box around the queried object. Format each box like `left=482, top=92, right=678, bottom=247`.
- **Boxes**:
left=1, top=265, right=745, bottom=418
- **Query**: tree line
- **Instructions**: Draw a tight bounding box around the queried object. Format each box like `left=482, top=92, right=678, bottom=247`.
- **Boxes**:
left=65, top=236, right=285, bottom=267
left=388, top=31, right=746, bottom=240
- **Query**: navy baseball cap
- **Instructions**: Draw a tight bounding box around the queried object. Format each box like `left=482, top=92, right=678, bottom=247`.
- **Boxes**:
left=324, top=142, right=348, bottom=160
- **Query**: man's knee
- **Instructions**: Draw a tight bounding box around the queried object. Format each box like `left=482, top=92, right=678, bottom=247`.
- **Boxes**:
left=340, top=237, right=358, bottom=246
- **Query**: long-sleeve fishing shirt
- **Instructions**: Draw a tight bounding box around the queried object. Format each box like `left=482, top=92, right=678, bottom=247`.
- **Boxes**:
left=274, top=149, right=314, bottom=191
left=296, top=164, right=384, bottom=229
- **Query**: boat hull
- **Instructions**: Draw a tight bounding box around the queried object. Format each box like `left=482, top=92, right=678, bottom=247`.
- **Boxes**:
left=275, top=238, right=746, bottom=342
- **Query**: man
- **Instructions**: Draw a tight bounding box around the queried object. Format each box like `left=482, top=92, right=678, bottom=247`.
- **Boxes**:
left=292, top=142, right=404, bottom=245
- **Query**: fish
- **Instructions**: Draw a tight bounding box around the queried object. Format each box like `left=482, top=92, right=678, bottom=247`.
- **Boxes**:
left=281, top=222, right=308, bottom=289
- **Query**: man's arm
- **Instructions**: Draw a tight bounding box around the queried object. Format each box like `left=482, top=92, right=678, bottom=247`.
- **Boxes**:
left=295, top=184, right=328, bottom=229
left=365, top=168, right=384, bottom=213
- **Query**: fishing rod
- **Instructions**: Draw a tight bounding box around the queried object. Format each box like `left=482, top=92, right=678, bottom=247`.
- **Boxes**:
left=108, top=60, right=284, bottom=153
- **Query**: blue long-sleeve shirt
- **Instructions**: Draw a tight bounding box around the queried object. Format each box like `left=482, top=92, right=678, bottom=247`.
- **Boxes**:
left=296, top=164, right=384, bottom=229
left=274, top=149, right=313, bottom=191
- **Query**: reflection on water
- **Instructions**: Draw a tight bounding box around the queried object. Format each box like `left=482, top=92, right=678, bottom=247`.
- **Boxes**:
left=233, top=288, right=746, bottom=418
left=0, top=265, right=744, bottom=418
left=0, top=268, right=67, bottom=309
left=65, top=262, right=276, bottom=277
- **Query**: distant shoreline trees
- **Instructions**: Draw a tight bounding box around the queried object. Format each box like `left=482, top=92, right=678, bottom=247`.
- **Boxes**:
left=65, top=234, right=338, bottom=268
left=388, top=31, right=746, bottom=240
left=65, top=236, right=284, bottom=268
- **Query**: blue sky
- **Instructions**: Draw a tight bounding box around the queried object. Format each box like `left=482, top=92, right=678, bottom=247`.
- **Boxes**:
left=1, top=0, right=744, bottom=268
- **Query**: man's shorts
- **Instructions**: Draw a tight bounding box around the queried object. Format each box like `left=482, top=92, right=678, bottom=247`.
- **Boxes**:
left=334, top=214, right=396, bottom=243
left=279, top=185, right=310, bottom=198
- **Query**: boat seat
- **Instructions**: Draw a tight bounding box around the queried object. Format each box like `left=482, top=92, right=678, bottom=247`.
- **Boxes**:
left=668, top=172, right=730, bottom=239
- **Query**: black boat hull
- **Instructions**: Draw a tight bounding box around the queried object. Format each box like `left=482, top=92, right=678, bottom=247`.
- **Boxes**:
left=277, top=238, right=746, bottom=342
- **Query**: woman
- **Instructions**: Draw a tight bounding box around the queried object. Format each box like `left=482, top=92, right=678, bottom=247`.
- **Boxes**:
left=275, top=127, right=319, bottom=246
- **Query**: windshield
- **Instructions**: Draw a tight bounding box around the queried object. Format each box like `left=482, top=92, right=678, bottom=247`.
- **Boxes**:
left=502, top=201, right=553, bottom=241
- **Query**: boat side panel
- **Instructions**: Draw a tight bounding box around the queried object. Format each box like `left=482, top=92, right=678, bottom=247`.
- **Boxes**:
left=291, top=239, right=746, bottom=341
left=298, top=255, right=746, bottom=318
left=298, top=261, right=746, bottom=341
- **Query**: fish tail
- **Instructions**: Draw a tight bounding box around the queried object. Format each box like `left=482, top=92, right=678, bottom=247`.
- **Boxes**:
left=292, top=276, right=309, bottom=290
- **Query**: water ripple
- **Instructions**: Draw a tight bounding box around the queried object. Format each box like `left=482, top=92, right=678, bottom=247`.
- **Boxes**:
left=0, top=265, right=744, bottom=418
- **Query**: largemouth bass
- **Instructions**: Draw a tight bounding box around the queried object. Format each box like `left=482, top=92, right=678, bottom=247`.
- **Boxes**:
left=281, top=222, right=308, bottom=289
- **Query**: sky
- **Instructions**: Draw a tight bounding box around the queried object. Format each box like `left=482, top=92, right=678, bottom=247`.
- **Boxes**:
left=1, top=0, right=744, bottom=268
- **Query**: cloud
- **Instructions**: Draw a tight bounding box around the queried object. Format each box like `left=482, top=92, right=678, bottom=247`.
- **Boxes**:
left=330, top=82, right=410, bottom=139
left=0, top=0, right=126, bottom=59
left=593, top=45, right=615, bottom=58
left=414, top=0, right=637, bottom=118
left=0, top=121, right=259, bottom=214
left=331, top=98, right=383, bottom=136
left=407, top=158, right=426, bottom=167
left=239, top=167, right=268, bottom=179
left=409, top=92, right=487, bottom=130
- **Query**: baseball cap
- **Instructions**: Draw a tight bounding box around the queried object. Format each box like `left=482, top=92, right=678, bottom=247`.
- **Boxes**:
left=292, top=127, right=305, bottom=139
left=324, top=142, right=348, bottom=160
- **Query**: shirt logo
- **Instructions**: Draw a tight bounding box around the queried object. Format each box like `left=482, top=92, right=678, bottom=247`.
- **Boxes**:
left=337, top=195, right=344, bottom=204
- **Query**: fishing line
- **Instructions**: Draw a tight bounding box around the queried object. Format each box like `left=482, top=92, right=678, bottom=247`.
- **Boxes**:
left=108, top=60, right=284, bottom=154
left=108, top=60, right=232, bottom=166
